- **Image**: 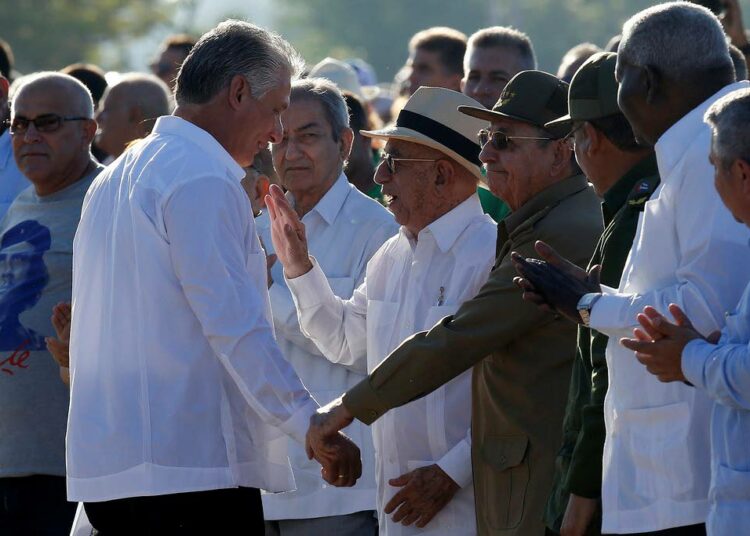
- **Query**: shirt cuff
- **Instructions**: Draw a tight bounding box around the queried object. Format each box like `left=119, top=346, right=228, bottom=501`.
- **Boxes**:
left=285, top=257, right=330, bottom=311
left=436, top=437, right=473, bottom=488
left=278, top=398, right=319, bottom=445
left=682, top=338, right=712, bottom=391
left=342, top=377, right=390, bottom=425
left=588, top=292, right=632, bottom=334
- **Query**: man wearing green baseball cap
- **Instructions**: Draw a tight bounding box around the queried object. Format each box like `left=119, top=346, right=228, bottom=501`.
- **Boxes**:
left=304, top=70, right=603, bottom=536
left=538, top=52, right=660, bottom=536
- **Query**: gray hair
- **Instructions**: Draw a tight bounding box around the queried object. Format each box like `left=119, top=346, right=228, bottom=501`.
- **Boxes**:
left=705, top=88, right=750, bottom=166
left=175, top=20, right=305, bottom=105
left=619, top=1, right=732, bottom=80
left=111, top=73, right=172, bottom=126
left=290, top=77, right=350, bottom=141
left=466, top=26, right=537, bottom=71
left=11, top=71, right=94, bottom=118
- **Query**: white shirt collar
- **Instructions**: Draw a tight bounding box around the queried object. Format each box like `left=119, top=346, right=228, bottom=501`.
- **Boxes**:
left=655, top=80, right=750, bottom=180
left=152, top=115, right=246, bottom=181
left=308, top=172, right=351, bottom=226
left=412, top=193, right=485, bottom=253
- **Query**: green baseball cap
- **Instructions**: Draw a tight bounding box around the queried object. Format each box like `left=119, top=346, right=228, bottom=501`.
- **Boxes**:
left=545, top=52, right=620, bottom=130
left=458, top=70, right=570, bottom=138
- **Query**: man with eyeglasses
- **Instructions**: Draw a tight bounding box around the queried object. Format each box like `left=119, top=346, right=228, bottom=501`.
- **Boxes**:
left=302, top=71, right=603, bottom=536
left=0, top=71, right=103, bottom=535
left=267, top=87, right=496, bottom=534
left=533, top=52, right=658, bottom=536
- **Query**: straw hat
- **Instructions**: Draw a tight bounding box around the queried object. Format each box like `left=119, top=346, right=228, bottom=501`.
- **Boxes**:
left=361, top=87, right=488, bottom=180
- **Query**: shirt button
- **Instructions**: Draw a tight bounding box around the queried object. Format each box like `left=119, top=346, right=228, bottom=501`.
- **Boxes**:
left=499, top=455, right=507, bottom=464
left=369, top=410, right=378, bottom=419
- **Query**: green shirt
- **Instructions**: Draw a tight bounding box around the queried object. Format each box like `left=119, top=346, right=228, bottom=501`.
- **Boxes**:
left=544, top=155, right=660, bottom=533
left=477, top=187, right=511, bottom=223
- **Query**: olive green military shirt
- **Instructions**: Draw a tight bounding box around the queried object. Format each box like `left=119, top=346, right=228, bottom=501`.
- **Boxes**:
left=544, top=155, right=660, bottom=534
left=344, top=174, right=603, bottom=536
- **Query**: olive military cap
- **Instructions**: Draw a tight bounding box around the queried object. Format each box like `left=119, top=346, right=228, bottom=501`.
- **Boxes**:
left=546, top=52, right=620, bottom=130
left=458, top=70, right=570, bottom=138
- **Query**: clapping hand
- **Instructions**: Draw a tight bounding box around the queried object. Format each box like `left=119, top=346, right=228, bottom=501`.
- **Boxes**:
left=305, top=397, right=362, bottom=487
left=620, top=304, right=720, bottom=383
left=265, top=184, right=313, bottom=279
left=511, top=241, right=601, bottom=323
left=46, top=302, right=71, bottom=385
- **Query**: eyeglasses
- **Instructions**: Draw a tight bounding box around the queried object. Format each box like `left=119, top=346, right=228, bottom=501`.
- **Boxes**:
left=380, top=153, right=440, bottom=174
left=8, top=114, right=90, bottom=136
left=562, top=123, right=584, bottom=149
left=478, top=129, right=555, bottom=150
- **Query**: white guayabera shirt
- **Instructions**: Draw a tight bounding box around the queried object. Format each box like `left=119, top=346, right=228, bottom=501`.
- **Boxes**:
left=67, top=116, right=318, bottom=502
left=258, top=174, right=397, bottom=520
left=589, top=81, right=750, bottom=534
left=286, top=194, right=496, bottom=536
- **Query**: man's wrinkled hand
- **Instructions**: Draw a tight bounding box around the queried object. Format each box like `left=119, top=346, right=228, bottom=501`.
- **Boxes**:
left=265, top=184, right=313, bottom=279
left=560, top=494, right=598, bottom=536
left=511, top=241, right=601, bottom=323
left=384, top=464, right=460, bottom=529
left=305, top=398, right=359, bottom=486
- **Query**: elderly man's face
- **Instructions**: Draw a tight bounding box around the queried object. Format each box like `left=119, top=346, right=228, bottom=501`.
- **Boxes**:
left=11, top=85, right=93, bottom=187
left=272, top=97, right=346, bottom=195
left=616, top=56, right=654, bottom=147
left=709, top=143, right=750, bottom=226
left=374, top=139, right=443, bottom=233
left=239, top=75, right=290, bottom=168
left=479, top=117, right=563, bottom=211
left=462, top=45, right=524, bottom=109
left=96, top=85, right=137, bottom=159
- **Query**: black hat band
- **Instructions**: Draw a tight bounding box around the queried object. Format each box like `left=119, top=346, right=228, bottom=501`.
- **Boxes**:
left=396, top=109, right=481, bottom=166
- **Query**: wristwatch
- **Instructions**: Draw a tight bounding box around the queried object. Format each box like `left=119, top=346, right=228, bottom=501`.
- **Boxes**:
left=577, top=293, right=601, bottom=327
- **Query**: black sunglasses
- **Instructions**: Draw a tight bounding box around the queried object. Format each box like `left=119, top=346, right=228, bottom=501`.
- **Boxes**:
left=8, top=114, right=90, bottom=136
left=478, top=128, right=555, bottom=150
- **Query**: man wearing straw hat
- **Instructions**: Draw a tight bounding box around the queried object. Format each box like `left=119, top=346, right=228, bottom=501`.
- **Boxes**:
left=267, top=87, right=495, bottom=535
left=299, top=71, right=603, bottom=535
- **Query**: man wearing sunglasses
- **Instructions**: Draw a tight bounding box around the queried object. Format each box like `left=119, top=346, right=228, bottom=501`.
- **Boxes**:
left=302, top=70, right=603, bottom=535
left=0, top=72, right=103, bottom=535
left=268, top=87, right=496, bottom=534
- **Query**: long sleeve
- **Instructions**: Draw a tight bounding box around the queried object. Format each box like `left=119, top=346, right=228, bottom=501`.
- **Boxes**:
left=286, top=259, right=369, bottom=373
left=683, top=337, right=750, bottom=410
left=163, top=176, right=317, bottom=444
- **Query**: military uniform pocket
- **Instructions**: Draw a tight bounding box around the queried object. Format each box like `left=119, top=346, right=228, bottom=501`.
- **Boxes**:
left=478, top=435, right=530, bottom=530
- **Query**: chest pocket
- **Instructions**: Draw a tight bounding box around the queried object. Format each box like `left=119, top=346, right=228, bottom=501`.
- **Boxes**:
left=366, top=300, right=400, bottom=372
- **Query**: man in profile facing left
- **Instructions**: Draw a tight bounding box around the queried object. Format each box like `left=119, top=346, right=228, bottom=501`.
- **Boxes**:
left=66, top=20, right=361, bottom=534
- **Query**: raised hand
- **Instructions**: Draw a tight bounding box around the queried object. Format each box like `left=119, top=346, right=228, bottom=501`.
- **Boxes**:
left=265, top=184, right=313, bottom=279
left=46, top=302, right=71, bottom=368
left=305, top=397, right=361, bottom=487
left=385, top=464, right=459, bottom=529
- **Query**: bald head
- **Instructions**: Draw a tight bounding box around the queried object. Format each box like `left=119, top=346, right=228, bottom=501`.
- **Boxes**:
left=96, top=73, right=171, bottom=159
left=12, top=72, right=94, bottom=119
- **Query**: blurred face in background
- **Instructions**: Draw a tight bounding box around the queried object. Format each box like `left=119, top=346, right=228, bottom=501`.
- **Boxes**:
left=462, top=45, right=526, bottom=109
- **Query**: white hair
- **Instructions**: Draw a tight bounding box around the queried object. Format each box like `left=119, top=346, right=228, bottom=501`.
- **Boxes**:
left=705, top=88, right=750, bottom=165
left=290, top=77, right=350, bottom=141
left=11, top=71, right=94, bottom=117
left=619, top=1, right=732, bottom=80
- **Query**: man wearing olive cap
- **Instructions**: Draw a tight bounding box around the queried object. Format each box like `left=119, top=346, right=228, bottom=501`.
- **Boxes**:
left=539, top=52, right=659, bottom=536
left=302, top=71, right=602, bottom=535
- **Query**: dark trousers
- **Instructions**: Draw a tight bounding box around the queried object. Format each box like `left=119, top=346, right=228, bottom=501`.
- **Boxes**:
left=84, top=487, right=264, bottom=535
left=608, top=523, right=706, bottom=535
left=0, top=475, right=77, bottom=535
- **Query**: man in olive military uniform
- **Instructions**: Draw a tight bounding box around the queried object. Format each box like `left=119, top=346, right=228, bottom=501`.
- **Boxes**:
left=539, top=52, right=659, bottom=536
left=305, top=71, right=603, bottom=536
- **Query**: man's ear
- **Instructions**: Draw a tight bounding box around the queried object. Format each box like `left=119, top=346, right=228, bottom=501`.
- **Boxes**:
left=339, top=127, right=354, bottom=162
left=549, top=138, right=573, bottom=177
left=82, top=118, right=98, bottom=146
left=581, top=122, right=600, bottom=156
left=228, top=74, right=251, bottom=110
left=735, top=158, right=750, bottom=196
left=434, top=158, right=455, bottom=188
left=643, top=64, right=662, bottom=105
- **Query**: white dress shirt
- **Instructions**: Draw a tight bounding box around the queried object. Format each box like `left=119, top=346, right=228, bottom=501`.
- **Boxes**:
left=286, top=194, right=496, bottom=535
left=0, top=130, right=29, bottom=221
left=67, top=116, right=318, bottom=502
left=257, top=173, right=397, bottom=520
left=589, top=81, right=750, bottom=533
left=683, top=278, right=750, bottom=536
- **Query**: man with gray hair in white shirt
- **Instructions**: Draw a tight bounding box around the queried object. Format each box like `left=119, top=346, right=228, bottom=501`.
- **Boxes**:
left=67, top=20, right=362, bottom=534
left=259, top=77, right=397, bottom=535
left=513, top=3, right=750, bottom=535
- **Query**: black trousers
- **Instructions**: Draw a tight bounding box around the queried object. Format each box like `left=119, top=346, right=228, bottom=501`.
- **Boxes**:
left=608, top=523, right=706, bottom=535
left=0, top=475, right=77, bottom=535
left=84, top=487, right=265, bottom=535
